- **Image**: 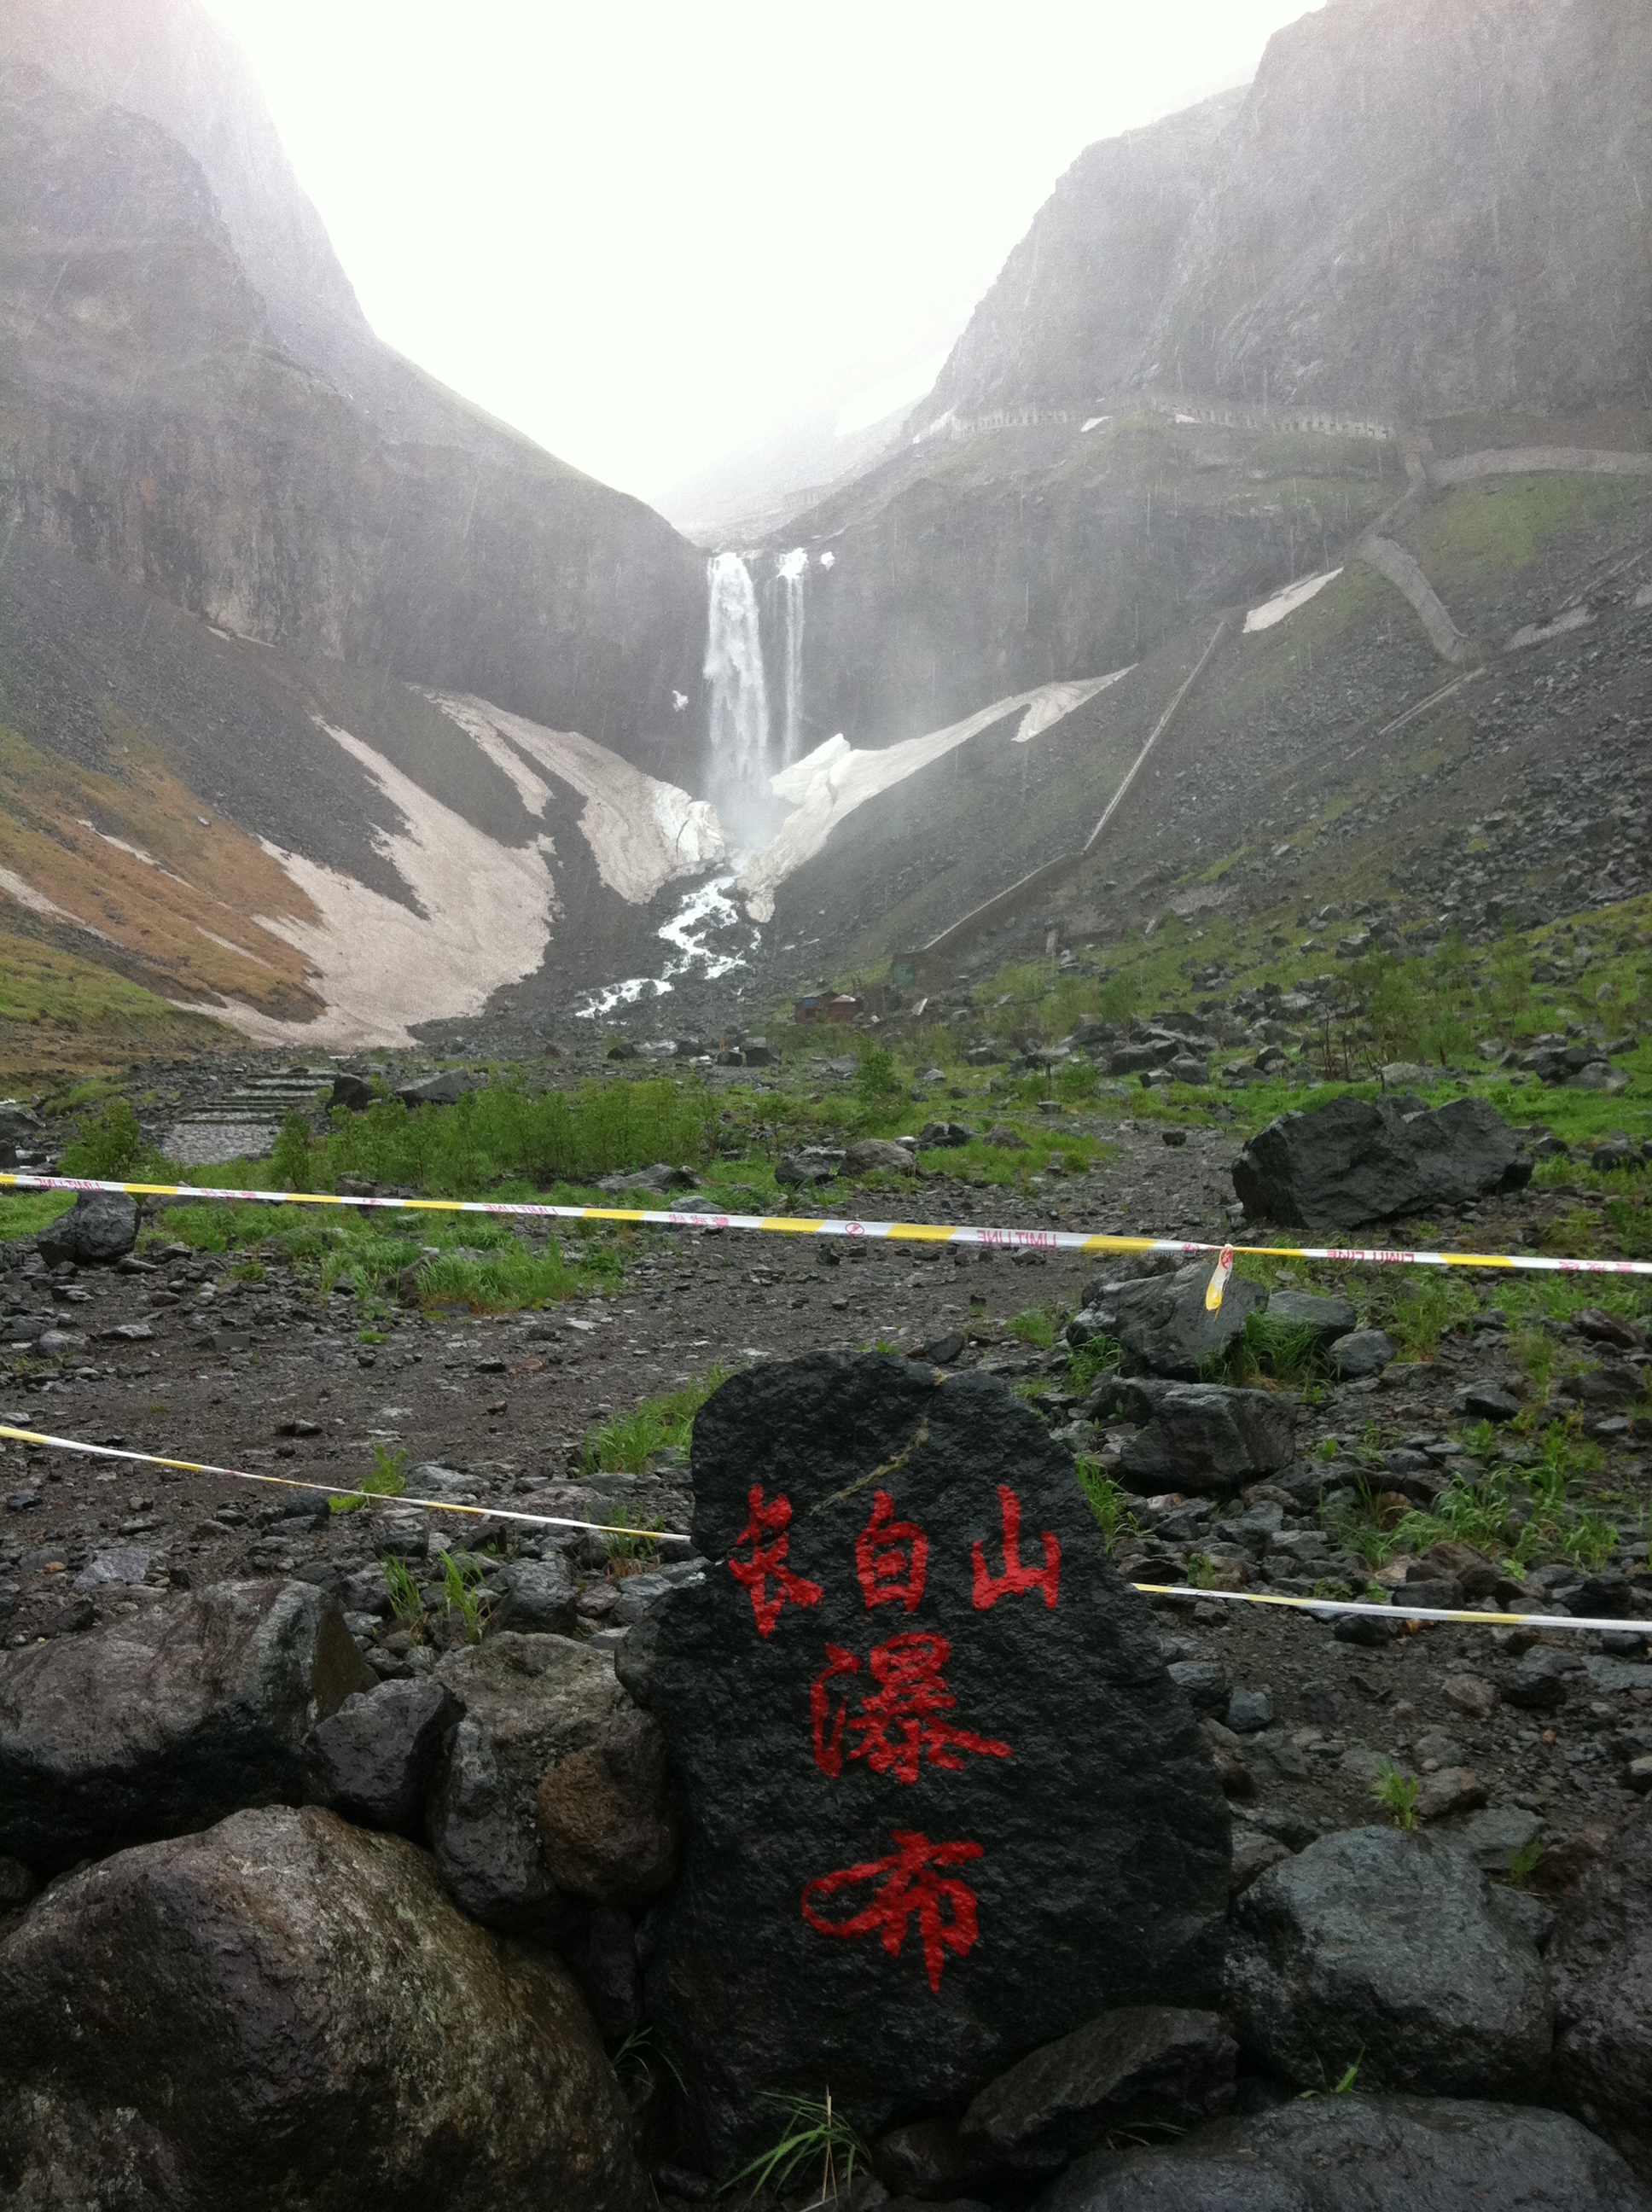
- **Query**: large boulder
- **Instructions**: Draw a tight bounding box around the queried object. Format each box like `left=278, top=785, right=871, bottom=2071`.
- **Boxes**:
left=0, top=1580, right=372, bottom=1871
left=1071, top=1260, right=1266, bottom=1379
left=36, top=1189, right=137, bottom=1265
left=1037, top=2094, right=1649, bottom=2212
left=1231, top=1096, right=1532, bottom=1232
left=428, top=1632, right=631, bottom=1936
left=957, top=2005, right=1236, bottom=2174
left=638, top=1352, right=1231, bottom=2168
left=0, top=1805, right=647, bottom=2212
left=1550, top=1800, right=1652, bottom=2182
left=1115, top=1384, right=1295, bottom=1497
left=1224, top=1826, right=1551, bottom=2097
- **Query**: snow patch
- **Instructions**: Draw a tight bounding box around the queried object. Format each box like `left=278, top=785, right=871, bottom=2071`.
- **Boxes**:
left=737, top=672, right=1131, bottom=923
left=1243, top=568, right=1343, bottom=633
left=1014, top=668, right=1132, bottom=743
left=227, top=719, right=558, bottom=1050
left=430, top=694, right=724, bottom=902
left=0, top=867, right=114, bottom=940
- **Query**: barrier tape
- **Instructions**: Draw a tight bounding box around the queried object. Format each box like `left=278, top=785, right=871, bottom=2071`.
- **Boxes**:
left=0, top=1424, right=695, bottom=1545
left=6, top=1420, right=1643, bottom=1639
left=1133, top=1581, right=1650, bottom=1639
left=4, top=1173, right=1651, bottom=1307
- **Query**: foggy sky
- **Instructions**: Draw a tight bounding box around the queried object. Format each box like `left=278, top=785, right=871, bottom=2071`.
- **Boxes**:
left=201, top=0, right=1324, bottom=504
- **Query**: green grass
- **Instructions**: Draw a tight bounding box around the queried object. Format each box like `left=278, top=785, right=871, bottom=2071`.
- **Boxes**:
left=331, top=1443, right=408, bottom=1515
left=270, top=1075, right=717, bottom=1196
left=1006, top=1306, right=1060, bottom=1349
left=0, top=1189, right=74, bottom=1242
left=581, top=1367, right=727, bottom=1475
left=1075, top=1457, right=1140, bottom=1553
left=1418, top=473, right=1650, bottom=580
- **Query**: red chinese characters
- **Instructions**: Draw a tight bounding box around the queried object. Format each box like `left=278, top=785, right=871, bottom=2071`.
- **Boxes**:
left=855, top=1489, right=928, bottom=1612
left=728, top=1484, right=823, bottom=1639
left=811, top=1630, right=1011, bottom=1783
left=800, top=1829, right=984, bottom=1993
left=970, top=1484, right=1061, bottom=1611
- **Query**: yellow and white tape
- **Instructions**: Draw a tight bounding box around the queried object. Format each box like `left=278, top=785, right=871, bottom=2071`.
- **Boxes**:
left=1134, top=1581, right=1649, bottom=1639
left=3, top=1172, right=1650, bottom=1307
left=7, top=1422, right=1637, bottom=1639
left=0, top=1423, right=694, bottom=1545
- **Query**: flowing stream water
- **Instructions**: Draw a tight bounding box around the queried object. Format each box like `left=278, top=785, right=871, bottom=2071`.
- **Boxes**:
left=572, top=874, right=761, bottom=1020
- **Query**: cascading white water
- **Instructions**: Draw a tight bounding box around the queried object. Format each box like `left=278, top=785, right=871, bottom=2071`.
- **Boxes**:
left=703, top=552, right=771, bottom=842
left=776, top=547, right=808, bottom=764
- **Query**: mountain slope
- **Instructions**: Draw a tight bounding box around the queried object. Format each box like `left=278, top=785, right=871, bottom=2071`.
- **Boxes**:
left=916, top=90, right=1242, bottom=431
left=0, top=61, right=708, bottom=771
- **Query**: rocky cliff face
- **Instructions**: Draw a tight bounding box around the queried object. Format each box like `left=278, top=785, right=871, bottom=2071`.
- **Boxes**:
left=917, top=91, right=1242, bottom=430
left=917, top=0, right=1652, bottom=433
left=0, top=55, right=710, bottom=775
left=1144, top=0, right=1652, bottom=423
left=0, top=0, right=554, bottom=460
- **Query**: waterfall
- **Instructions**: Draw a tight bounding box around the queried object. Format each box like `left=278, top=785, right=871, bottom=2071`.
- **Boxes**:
left=704, top=552, right=771, bottom=841
left=777, top=547, right=808, bottom=763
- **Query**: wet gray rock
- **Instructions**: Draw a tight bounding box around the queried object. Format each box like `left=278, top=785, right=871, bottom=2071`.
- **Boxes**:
left=305, top=1675, right=461, bottom=1834
left=845, top=1138, right=919, bottom=1175
left=494, top=1556, right=579, bottom=1637
left=873, top=2118, right=999, bottom=2203
left=70, top=1545, right=150, bottom=1589
left=428, top=1632, right=630, bottom=1936
left=1224, top=1826, right=1551, bottom=2097
left=36, top=1190, right=137, bottom=1265
left=1036, top=2094, right=1649, bottom=2212
left=395, top=1070, right=469, bottom=1108
left=643, top=1351, right=1230, bottom=2169
left=1231, top=1096, right=1532, bottom=1233
left=958, top=2006, right=1236, bottom=2174
left=1166, top=1660, right=1228, bottom=1715
left=1550, top=1799, right=1652, bottom=2184
left=1116, top=1383, right=1295, bottom=1496
left=1265, top=1289, right=1356, bottom=1339
left=777, top=1145, right=846, bottom=1186
left=1071, top=1260, right=1266, bottom=1378
left=0, top=1579, right=373, bottom=1871
left=1331, top=1327, right=1396, bottom=1378
left=1224, top=1689, right=1273, bottom=1734
left=536, top=1707, right=678, bottom=1903
left=0, top=1804, right=647, bottom=2212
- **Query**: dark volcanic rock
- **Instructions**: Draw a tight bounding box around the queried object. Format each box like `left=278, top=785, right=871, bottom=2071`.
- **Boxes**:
left=35, top=1189, right=137, bottom=1265
left=1265, top=1289, right=1356, bottom=1339
left=1550, top=1799, right=1652, bottom=2183
left=535, top=1707, right=678, bottom=1904
left=305, top=1675, right=460, bottom=1835
left=428, top=1632, right=629, bottom=1936
left=0, top=1804, right=647, bottom=2212
left=1223, top=1826, right=1550, bottom=2097
left=958, top=2005, right=1236, bottom=2174
left=0, top=1579, right=371, bottom=1871
left=1231, top=1096, right=1532, bottom=1232
left=1115, top=1383, right=1295, bottom=1497
left=494, top=1556, right=579, bottom=1637
left=1071, top=1259, right=1266, bottom=1378
left=641, top=1352, right=1230, bottom=2168
left=1037, top=2094, right=1649, bottom=2212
